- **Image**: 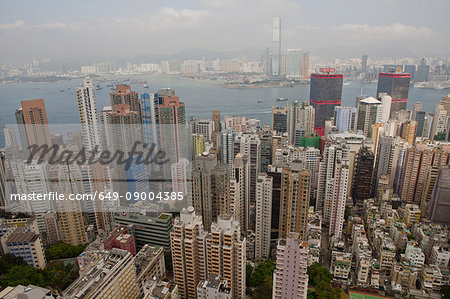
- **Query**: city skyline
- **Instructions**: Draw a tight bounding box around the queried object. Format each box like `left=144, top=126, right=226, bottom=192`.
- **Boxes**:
left=1, top=3, right=450, bottom=299
left=1, top=0, right=450, bottom=65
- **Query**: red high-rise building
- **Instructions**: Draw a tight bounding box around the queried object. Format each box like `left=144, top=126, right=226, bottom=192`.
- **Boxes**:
left=110, top=85, right=142, bottom=121
left=20, top=99, right=51, bottom=147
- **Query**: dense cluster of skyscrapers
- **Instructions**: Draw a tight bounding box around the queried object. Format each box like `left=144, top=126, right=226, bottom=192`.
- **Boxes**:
left=0, top=17, right=449, bottom=299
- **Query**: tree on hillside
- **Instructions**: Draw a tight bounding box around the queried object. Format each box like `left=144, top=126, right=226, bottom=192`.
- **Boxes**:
left=1, top=265, right=45, bottom=287
left=315, top=281, right=342, bottom=299
left=307, top=262, right=333, bottom=286
left=0, top=254, right=26, bottom=275
left=253, top=276, right=273, bottom=299
left=249, top=260, right=275, bottom=287
left=45, top=242, right=87, bottom=260
left=246, top=263, right=253, bottom=287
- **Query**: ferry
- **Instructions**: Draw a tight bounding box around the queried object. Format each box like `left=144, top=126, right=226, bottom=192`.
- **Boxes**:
left=276, top=97, right=288, bottom=102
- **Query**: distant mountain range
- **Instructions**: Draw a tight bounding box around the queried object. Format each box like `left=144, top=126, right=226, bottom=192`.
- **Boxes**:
left=41, top=44, right=442, bottom=71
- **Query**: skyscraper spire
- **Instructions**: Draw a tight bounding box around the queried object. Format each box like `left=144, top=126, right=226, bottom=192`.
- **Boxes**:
left=76, top=77, right=102, bottom=152
left=272, top=17, right=281, bottom=77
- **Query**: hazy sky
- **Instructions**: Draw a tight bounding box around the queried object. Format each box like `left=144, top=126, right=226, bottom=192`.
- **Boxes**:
left=1, top=0, right=449, bottom=64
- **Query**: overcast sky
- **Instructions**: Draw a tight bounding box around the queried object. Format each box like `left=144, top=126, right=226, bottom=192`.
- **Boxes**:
left=1, top=0, right=449, bottom=65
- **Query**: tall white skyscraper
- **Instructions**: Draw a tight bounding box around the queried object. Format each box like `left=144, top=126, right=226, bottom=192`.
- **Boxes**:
left=171, top=158, right=189, bottom=198
left=272, top=232, right=309, bottom=299
left=334, top=106, right=357, bottom=132
left=328, top=162, right=350, bottom=238
left=271, top=17, right=281, bottom=77
left=233, top=133, right=261, bottom=230
left=76, top=77, right=102, bottom=152
left=100, top=105, right=113, bottom=148
left=221, top=128, right=238, bottom=164
left=255, top=173, right=272, bottom=260
left=231, top=153, right=250, bottom=232
left=285, top=49, right=302, bottom=79
left=380, top=94, right=392, bottom=123
left=316, top=143, right=350, bottom=222
left=431, top=104, right=447, bottom=139
left=12, top=160, right=51, bottom=234
left=3, top=127, right=17, bottom=148
left=356, top=97, right=383, bottom=137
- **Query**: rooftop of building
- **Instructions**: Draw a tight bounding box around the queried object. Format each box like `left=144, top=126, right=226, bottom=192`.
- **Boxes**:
left=112, top=84, right=133, bottom=94
left=103, top=225, right=129, bottom=245
left=64, top=248, right=132, bottom=298
left=329, top=132, right=367, bottom=141
left=146, top=280, right=176, bottom=298
left=0, top=217, right=37, bottom=234
left=6, top=228, right=39, bottom=244
left=135, top=244, right=163, bottom=278
left=360, top=96, right=381, bottom=104
left=114, top=212, right=172, bottom=224
left=198, top=276, right=231, bottom=294
left=177, top=206, right=204, bottom=227
left=0, top=284, right=59, bottom=299
left=211, top=214, right=241, bottom=235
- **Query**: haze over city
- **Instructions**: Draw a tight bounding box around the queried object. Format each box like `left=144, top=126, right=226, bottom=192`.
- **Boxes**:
left=1, top=0, right=450, bottom=65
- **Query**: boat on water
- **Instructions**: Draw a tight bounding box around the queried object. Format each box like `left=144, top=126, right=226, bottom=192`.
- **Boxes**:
left=96, top=84, right=102, bottom=90
left=59, top=89, right=64, bottom=92
left=276, top=97, right=288, bottom=102
left=257, top=100, right=263, bottom=103
left=343, top=82, right=351, bottom=86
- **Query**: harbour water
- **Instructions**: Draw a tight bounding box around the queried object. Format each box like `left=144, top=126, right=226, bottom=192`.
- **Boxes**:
left=0, top=73, right=448, bottom=126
